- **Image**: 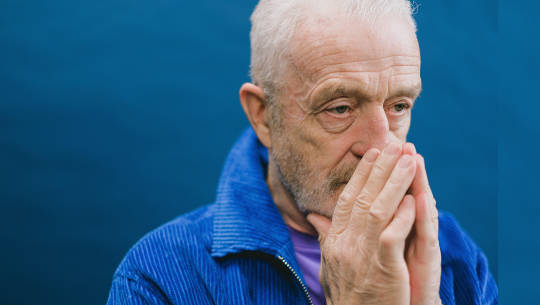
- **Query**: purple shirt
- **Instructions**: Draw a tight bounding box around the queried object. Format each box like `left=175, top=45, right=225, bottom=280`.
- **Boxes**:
left=287, top=226, right=326, bottom=305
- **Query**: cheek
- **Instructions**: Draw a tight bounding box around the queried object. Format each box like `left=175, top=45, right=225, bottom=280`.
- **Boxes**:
left=275, top=105, right=357, bottom=176
left=389, top=115, right=411, bottom=139
left=315, top=112, right=357, bottom=133
left=294, top=126, right=352, bottom=171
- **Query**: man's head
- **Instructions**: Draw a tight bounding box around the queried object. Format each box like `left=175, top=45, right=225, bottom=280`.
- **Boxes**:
left=240, top=0, right=421, bottom=218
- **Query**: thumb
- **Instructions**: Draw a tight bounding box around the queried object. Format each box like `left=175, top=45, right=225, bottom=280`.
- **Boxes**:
left=306, top=213, right=332, bottom=242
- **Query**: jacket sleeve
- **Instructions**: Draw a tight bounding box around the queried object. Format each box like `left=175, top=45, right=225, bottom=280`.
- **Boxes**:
left=106, top=274, right=170, bottom=305
left=438, top=211, right=498, bottom=305
left=475, top=247, right=498, bottom=305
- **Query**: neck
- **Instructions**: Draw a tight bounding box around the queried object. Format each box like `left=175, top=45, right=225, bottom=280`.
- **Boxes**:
left=266, top=157, right=318, bottom=236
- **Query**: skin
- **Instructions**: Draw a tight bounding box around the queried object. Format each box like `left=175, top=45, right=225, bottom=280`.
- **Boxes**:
left=240, top=13, right=441, bottom=305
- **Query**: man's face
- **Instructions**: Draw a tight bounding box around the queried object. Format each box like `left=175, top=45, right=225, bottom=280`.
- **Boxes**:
left=269, top=15, right=421, bottom=218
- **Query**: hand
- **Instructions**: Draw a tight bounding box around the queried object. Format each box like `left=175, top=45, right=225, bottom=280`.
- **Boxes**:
left=406, top=149, right=442, bottom=305
left=307, top=143, right=417, bottom=305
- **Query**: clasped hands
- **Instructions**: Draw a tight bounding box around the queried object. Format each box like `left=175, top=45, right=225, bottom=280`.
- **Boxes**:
left=307, top=142, right=442, bottom=305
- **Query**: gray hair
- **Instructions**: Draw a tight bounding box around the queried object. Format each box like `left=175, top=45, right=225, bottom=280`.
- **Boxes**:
left=249, top=0, right=418, bottom=104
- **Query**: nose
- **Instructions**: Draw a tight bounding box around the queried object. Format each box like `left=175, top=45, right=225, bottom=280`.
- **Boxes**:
left=350, top=105, right=390, bottom=156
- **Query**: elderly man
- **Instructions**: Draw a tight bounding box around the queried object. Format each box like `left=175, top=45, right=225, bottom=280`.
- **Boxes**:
left=107, top=0, right=497, bottom=304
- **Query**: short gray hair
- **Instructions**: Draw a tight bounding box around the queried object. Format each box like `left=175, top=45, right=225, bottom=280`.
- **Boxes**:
left=249, top=0, right=417, bottom=103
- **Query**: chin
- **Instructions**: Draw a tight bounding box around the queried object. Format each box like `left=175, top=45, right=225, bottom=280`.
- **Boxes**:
left=297, top=184, right=345, bottom=218
left=316, top=199, right=339, bottom=219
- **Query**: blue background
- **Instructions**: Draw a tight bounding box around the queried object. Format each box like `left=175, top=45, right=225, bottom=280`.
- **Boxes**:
left=1, top=0, right=536, bottom=304
left=498, top=1, right=540, bottom=303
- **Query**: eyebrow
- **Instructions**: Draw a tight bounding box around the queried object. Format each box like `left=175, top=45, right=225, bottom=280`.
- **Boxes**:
left=315, top=84, right=370, bottom=104
left=388, top=82, right=423, bottom=100
left=314, top=81, right=422, bottom=106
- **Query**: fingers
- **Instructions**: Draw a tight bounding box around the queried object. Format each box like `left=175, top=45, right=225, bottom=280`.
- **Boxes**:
left=408, top=190, right=441, bottom=305
left=411, top=193, right=439, bottom=262
left=360, top=143, right=403, bottom=203
left=410, top=154, right=432, bottom=196
left=307, top=213, right=332, bottom=243
left=411, top=154, right=438, bottom=233
left=329, top=148, right=380, bottom=235
left=378, top=194, right=416, bottom=263
left=364, top=154, right=417, bottom=239
left=349, top=143, right=403, bottom=231
left=402, top=142, right=416, bottom=156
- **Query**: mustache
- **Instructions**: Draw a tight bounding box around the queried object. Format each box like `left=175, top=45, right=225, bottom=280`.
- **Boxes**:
left=327, top=161, right=358, bottom=192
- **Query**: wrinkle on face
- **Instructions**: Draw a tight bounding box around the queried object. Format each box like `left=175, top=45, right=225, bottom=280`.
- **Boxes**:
left=269, top=13, right=422, bottom=217
left=279, top=17, right=420, bottom=120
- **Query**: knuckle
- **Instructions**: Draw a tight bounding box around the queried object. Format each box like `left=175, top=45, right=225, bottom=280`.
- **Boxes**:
left=375, top=255, right=399, bottom=276
left=358, top=189, right=375, bottom=203
left=372, top=162, right=386, bottom=175
left=426, top=236, right=440, bottom=249
left=354, top=195, right=371, bottom=210
left=368, top=206, right=388, bottom=223
left=338, top=192, right=353, bottom=204
left=432, top=208, right=439, bottom=223
left=379, top=230, right=400, bottom=249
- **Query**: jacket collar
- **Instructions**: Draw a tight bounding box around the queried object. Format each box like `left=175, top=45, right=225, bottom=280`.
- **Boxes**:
left=210, top=127, right=297, bottom=263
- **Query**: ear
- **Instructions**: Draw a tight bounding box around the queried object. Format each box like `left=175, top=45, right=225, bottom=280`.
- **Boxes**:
left=239, top=83, right=272, bottom=148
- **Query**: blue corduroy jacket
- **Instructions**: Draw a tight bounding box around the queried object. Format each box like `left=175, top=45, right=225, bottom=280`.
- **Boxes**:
left=107, top=128, right=498, bottom=305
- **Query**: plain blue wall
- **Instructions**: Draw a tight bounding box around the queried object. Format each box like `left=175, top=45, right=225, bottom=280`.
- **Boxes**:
left=498, top=1, right=540, bottom=303
left=0, top=0, right=511, bottom=304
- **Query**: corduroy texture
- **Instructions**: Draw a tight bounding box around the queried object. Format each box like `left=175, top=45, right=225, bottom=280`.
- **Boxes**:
left=107, top=127, right=498, bottom=305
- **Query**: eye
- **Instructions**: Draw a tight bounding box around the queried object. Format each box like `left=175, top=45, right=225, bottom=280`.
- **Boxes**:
left=389, top=102, right=411, bottom=114
left=327, top=105, right=351, bottom=115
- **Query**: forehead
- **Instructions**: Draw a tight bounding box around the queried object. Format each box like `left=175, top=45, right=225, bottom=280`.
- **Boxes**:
left=288, top=14, right=421, bottom=83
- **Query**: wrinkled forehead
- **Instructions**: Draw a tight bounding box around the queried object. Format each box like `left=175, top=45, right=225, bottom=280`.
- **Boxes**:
left=287, top=14, right=420, bottom=79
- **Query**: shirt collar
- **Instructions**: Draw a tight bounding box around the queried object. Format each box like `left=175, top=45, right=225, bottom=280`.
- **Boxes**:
left=210, top=127, right=296, bottom=260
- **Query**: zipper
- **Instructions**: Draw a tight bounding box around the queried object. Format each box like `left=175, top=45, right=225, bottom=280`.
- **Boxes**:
left=277, top=255, right=314, bottom=305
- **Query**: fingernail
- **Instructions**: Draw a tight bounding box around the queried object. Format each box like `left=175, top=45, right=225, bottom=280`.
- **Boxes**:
left=398, top=155, right=412, bottom=168
left=386, top=142, right=401, bottom=155
left=403, top=142, right=415, bottom=155
left=363, top=149, right=379, bottom=162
